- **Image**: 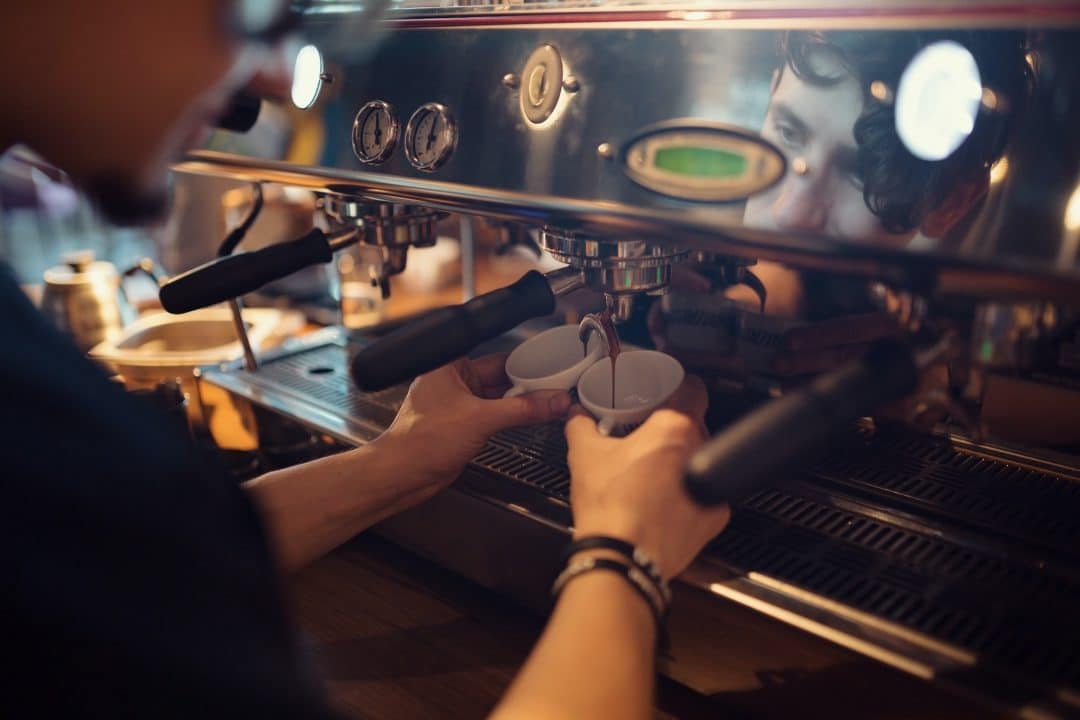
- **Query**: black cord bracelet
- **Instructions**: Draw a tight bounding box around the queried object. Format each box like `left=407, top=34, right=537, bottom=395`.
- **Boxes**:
left=562, top=535, right=671, bottom=607
left=561, top=536, right=636, bottom=564
left=551, top=556, right=670, bottom=652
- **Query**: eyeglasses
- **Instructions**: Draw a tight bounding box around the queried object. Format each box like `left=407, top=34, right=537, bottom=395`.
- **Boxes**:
left=229, top=0, right=307, bottom=46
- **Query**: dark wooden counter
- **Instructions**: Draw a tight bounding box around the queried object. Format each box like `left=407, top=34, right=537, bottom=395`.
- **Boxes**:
left=288, top=534, right=730, bottom=720
left=288, top=534, right=540, bottom=719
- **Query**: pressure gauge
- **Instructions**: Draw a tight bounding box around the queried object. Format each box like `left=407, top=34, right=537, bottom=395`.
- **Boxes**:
left=352, top=101, right=399, bottom=165
left=404, top=103, right=457, bottom=172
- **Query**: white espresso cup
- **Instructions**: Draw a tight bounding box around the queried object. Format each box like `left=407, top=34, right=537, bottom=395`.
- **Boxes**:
left=576, top=350, right=685, bottom=436
left=504, top=324, right=606, bottom=398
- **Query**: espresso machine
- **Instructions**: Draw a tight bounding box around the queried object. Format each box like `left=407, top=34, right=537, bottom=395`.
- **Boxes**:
left=165, top=1, right=1080, bottom=716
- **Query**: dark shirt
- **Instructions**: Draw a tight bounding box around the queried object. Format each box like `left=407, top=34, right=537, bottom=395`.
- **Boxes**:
left=1, top=264, right=335, bottom=717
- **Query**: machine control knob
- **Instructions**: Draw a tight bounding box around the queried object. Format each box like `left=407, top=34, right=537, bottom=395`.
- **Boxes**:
left=520, top=44, right=564, bottom=125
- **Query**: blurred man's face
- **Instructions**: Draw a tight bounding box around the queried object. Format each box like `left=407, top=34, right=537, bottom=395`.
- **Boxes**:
left=743, top=54, right=917, bottom=248
left=3, top=1, right=270, bottom=224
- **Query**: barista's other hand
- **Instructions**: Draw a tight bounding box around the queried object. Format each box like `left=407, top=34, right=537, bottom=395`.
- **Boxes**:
left=565, top=376, right=731, bottom=580
left=378, top=353, right=572, bottom=490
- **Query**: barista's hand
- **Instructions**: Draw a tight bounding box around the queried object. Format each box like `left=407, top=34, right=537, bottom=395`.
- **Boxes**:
left=378, top=353, right=572, bottom=490
left=565, top=376, right=731, bottom=580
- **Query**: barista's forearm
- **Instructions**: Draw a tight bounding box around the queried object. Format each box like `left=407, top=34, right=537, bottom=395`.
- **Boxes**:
left=243, top=435, right=434, bottom=574
left=490, top=571, right=656, bottom=720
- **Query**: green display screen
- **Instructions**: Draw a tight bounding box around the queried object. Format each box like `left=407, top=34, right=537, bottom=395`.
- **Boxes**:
left=654, top=146, right=746, bottom=178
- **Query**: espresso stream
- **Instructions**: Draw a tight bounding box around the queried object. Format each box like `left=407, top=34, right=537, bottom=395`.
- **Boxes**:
left=582, top=309, right=622, bottom=408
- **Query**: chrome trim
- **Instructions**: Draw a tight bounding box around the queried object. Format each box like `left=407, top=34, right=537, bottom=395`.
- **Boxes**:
left=539, top=229, right=689, bottom=269
left=174, top=151, right=1080, bottom=305
left=308, top=0, right=1080, bottom=20
left=543, top=265, right=588, bottom=296
left=538, top=228, right=689, bottom=295
left=689, top=572, right=972, bottom=680
left=302, top=2, right=1080, bottom=27
left=948, top=431, right=1080, bottom=482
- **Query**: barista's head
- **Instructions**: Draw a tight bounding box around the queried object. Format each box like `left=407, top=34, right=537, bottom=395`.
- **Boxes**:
left=0, top=1, right=294, bottom=224
left=743, top=30, right=1030, bottom=245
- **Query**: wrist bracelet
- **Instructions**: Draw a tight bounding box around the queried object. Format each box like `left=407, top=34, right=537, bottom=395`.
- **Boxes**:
left=562, top=535, right=672, bottom=607
left=551, top=556, right=670, bottom=651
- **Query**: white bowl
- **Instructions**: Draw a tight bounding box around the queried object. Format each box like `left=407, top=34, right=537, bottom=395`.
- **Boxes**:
left=504, top=324, right=605, bottom=398
left=577, top=350, right=684, bottom=436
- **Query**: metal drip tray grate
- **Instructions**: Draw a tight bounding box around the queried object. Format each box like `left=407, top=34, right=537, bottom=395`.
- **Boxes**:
left=244, top=342, right=571, bottom=494
left=474, top=424, right=571, bottom=497
left=812, top=430, right=1080, bottom=558
left=251, top=344, right=408, bottom=429
left=713, top=490, right=1080, bottom=689
left=218, top=340, right=1080, bottom=699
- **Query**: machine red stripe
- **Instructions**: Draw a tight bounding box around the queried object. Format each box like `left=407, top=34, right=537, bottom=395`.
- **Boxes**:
left=385, top=5, right=1080, bottom=29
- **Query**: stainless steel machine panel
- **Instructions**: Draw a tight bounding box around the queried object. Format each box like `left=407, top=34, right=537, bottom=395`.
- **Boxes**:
left=180, top=2, right=1080, bottom=299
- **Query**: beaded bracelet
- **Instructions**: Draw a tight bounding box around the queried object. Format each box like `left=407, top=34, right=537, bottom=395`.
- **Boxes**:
left=561, top=535, right=672, bottom=607
left=550, top=555, right=670, bottom=651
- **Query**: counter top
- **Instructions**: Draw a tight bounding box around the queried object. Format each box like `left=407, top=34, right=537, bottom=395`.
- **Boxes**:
left=289, top=533, right=717, bottom=719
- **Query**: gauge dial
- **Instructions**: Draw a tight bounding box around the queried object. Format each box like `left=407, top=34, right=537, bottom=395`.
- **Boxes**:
left=404, top=103, right=457, bottom=172
left=351, top=101, right=399, bottom=165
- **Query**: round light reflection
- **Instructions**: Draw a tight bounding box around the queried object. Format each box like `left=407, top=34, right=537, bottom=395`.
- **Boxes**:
left=291, top=44, right=324, bottom=110
left=895, top=40, right=983, bottom=162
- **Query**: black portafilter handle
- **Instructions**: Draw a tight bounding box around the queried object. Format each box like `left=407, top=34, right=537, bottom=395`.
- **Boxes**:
left=684, top=339, right=919, bottom=506
left=159, top=228, right=333, bottom=314
left=350, top=270, right=556, bottom=391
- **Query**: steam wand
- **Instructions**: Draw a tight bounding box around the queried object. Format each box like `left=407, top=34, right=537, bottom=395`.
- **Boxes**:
left=220, top=184, right=264, bottom=371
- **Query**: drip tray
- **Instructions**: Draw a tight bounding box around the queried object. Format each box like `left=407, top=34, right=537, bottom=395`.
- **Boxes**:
left=202, top=333, right=1080, bottom=716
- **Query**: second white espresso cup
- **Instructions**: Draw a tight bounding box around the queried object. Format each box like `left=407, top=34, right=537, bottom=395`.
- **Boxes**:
left=576, top=350, right=685, bottom=436
left=504, top=324, right=606, bottom=398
